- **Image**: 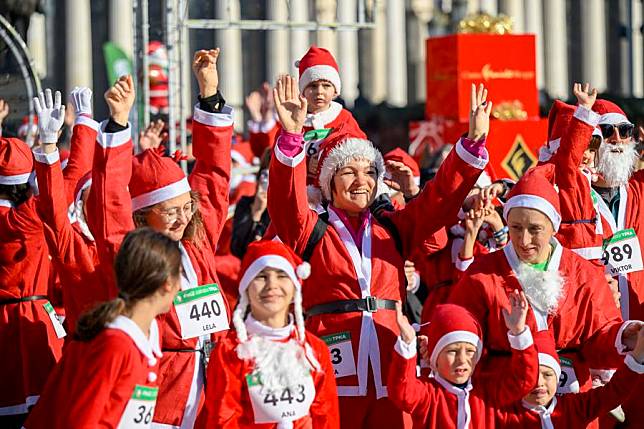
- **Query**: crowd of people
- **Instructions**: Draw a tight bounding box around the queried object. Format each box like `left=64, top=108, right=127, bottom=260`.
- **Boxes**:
left=0, top=44, right=643, bottom=429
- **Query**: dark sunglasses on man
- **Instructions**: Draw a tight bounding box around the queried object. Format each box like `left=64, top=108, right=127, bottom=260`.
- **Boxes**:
left=599, top=122, right=635, bottom=140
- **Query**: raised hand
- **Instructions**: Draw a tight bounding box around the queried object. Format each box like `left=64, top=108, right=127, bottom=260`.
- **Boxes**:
left=245, top=90, right=262, bottom=122
left=502, top=289, right=528, bottom=336
left=481, top=182, right=506, bottom=203
left=395, top=301, right=417, bottom=345
left=192, top=48, right=220, bottom=98
left=384, top=160, right=421, bottom=199
left=463, top=208, right=486, bottom=236
left=273, top=74, right=307, bottom=134
left=33, top=89, right=66, bottom=144
left=69, top=86, right=93, bottom=116
left=468, top=83, right=493, bottom=141
left=0, top=99, right=9, bottom=125
left=104, top=75, right=135, bottom=126
left=139, top=119, right=167, bottom=151
left=573, top=82, right=598, bottom=110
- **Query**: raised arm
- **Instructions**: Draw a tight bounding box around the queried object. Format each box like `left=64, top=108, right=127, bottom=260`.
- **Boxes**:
left=188, top=48, right=234, bottom=248
left=267, top=74, right=319, bottom=253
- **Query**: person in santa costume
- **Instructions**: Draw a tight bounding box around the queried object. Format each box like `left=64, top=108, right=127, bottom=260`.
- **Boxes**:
left=268, top=75, right=491, bottom=428
left=86, top=49, right=234, bottom=429
left=246, top=82, right=279, bottom=159
left=495, top=329, right=644, bottom=428
left=448, top=164, right=642, bottom=410
left=0, top=123, right=65, bottom=426
left=203, top=240, right=339, bottom=428
left=389, top=293, right=538, bottom=428
left=24, top=228, right=180, bottom=429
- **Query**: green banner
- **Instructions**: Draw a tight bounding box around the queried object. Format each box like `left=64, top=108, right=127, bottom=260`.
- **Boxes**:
left=246, top=373, right=263, bottom=387
left=174, top=284, right=220, bottom=305
left=603, top=228, right=636, bottom=247
left=131, top=385, right=158, bottom=401
left=321, top=331, right=351, bottom=346
left=304, top=128, right=332, bottom=141
left=103, top=42, right=133, bottom=85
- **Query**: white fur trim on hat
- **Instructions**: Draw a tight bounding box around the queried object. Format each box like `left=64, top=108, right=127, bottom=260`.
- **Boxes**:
left=599, top=112, right=631, bottom=125
left=503, top=194, right=562, bottom=231
left=299, top=64, right=341, bottom=95
left=538, top=353, right=561, bottom=379
left=430, top=330, right=482, bottom=370
left=0, top=171, right=31, bottom=185
left=131, top=177, right=191, bottom=211
left=318, top=138, right=385, bottom=201
left=231, top=150, right=249, bottom=167
left=238, top=255, right=302, bottom=296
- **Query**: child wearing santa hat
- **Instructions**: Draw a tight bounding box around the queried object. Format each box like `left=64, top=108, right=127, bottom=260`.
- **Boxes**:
left=388, top=291, right=539, bottom=428
left=495, top=329, right=644, bottom=428
left=203, top=240, right=339, bottom=428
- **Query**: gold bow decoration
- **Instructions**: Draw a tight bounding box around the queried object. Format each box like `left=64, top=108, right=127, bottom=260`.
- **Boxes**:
left=492, top=100, right=528, bottom=121
left=458, top=13, right=513, bottom=35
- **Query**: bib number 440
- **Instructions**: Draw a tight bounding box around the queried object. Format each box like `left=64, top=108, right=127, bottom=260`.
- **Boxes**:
left=189, top=299, right=221, bottom=321
left=174, top=284, right=229, bottom=339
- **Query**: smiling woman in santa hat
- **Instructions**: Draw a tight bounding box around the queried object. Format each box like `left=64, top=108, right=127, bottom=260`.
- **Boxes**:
left=86, top=49, right=235, bottom=428
left=24, top=228, right=181, bottom=429
left=203, top=240, right=339, bottom=428
left=267, top=75, right=490, bottom=428
left=0, top=132, right=64, bottom=426
left=449, top=163, right=643, bottom=405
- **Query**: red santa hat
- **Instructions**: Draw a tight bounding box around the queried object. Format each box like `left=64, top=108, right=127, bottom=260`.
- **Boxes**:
left=316, top=130, right=385, bottom=202
left=231, top=140, right=254, bottom=168
left=533, top=330, right=561, bottom=379
left=233, top=240, right=311, bottom=344
left=503, top=164, right=561, bottom=231
left=384, top=148, right=420, bottom=186
left=592, top=99, right=631, bottom=125
left=426, top=304, right=483, bottom=371
left=297, top=46, right=341, bottom=95
left=130, top=149, right=191, bottom=211
left=0, top=137, right=33, bottom=185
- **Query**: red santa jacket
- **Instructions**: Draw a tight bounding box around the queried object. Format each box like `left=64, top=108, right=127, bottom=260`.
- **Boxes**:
left=86, top=105, right=234, bottom=427
left=268, top=133, right=488, bottom=399
left=0, top=196, right=64, bottom=414
left=203, top=318, right=340, bottom=428
left=248, top=117, right=279, bottom=159
left=24, top=316, right=163, bottom=429
left=388, top=329, right=538, bottom=429
left=449, top=241, right=629, bottom=396
left=496, top=355, right=644, bottom=428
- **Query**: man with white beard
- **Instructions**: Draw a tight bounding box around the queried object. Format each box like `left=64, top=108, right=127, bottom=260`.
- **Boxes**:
left=448, top=164, right=643, bottom=428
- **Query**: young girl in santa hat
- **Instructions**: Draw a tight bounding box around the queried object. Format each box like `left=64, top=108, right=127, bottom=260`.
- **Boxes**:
left=203, top=240, right=339, bottom=428
left=389, top=290, right=538, bottom=428
left=495, top=329, right=644, bottom=428
left=87, top=50, right=234, bottom=428
left=24, top=227, right=181, bottom=429
left=0, top=134, right=64, bottom=426
left=267, top=75, right=491, bottom=428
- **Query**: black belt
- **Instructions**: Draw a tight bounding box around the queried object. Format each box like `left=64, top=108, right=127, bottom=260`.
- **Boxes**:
left=0, top=295, right=49, bottom=306
left=307, top=297, right=397, bottom=317
left=162, top=348, right=200, bottom=353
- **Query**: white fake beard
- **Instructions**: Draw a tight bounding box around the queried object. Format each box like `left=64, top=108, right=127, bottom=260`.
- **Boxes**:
left=515, top=263, right=565, bottom=314
left=236, top=335, right=314, bottom=392
left=597, top=141, right=638, bottom=187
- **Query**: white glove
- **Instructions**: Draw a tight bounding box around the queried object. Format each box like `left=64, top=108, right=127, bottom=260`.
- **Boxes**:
left=33, top=89, right=66, bottom=144
left=69, top=86, right=93, bottom=116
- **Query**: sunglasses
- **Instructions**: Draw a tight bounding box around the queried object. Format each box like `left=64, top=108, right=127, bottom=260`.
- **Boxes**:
left=599, top=123, right=634, bottom=139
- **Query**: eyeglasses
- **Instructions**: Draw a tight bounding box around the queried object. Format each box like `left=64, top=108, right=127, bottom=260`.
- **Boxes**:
left=599, top=123, right=634, bottom=140
left=152, top=201, right=197, bottom=224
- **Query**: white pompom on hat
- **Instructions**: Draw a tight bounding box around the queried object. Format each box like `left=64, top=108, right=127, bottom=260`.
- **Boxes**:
left=297, top=45, right=341, bottom=95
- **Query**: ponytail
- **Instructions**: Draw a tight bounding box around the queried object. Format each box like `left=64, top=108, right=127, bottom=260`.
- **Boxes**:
left=75, top=298, right=127, bottom=342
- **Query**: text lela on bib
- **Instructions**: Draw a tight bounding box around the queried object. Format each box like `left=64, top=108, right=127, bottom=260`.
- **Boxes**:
left=246, top=372, right=316, bottom=424
left=174, top=284, right=229, bottom=339
left=321, top=331, right=357, bottom=378
left=601, top=228, right=643, bottom=276
left=117, top=385, right=158, bottom=429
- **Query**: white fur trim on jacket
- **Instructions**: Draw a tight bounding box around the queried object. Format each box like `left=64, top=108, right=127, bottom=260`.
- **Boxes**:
left=192, top=104, right=234, bottom=127
left=299, top=64, right=341, bottom=95
left=130, top=177, right=191, bottom=211
left=573, top=105, right=600, bottom=126
left=97, top=120, right=131, bottom=148
left=318, top=138, right=385, bottom=201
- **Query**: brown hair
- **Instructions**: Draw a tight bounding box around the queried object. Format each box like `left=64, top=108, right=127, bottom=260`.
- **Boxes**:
left=132, top=191, right=206, bottom=245
left=75, top=227, right=182, bottom=341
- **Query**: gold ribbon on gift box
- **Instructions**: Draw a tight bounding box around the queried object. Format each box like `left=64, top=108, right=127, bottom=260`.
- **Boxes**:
left=458, top=13, right=513, bottom=35
left=492, top=100, right=528, bottom=121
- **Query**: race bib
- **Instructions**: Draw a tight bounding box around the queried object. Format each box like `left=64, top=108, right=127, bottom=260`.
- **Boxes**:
left=174, top=284, right=229, bottom=339
left=321, top=331, right=357, bottom=378
left=117, top=385, right=158, bottom=429
left=43, top=302, right=66, bottom=339
left=601, top=229, right=643, bottom=276
left=557, top=356, right=580, bottom=394
left=246, top=373, right=315, bottom=424
left=303, top=128, right=332, bottom=179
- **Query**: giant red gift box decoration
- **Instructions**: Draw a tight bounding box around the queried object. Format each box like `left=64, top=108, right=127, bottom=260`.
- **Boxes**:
left=413, top=33, right=547, bottom=181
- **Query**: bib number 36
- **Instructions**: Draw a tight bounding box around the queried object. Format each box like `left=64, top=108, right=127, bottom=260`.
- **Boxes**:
left=117, top=385, right=158, bottom=429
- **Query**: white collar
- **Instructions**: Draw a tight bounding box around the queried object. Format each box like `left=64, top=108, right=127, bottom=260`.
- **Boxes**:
left=0, top=198, right=14, bottom=208
left=304, top=101, right=343, bottom=129
left=245, top=313, right=295, bottom=340
left=433, top=371, right=473, bottom=396
left=107, top=315, right=163, bottom=360
left=521, top=397, right=557, bottom=414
